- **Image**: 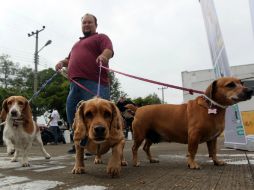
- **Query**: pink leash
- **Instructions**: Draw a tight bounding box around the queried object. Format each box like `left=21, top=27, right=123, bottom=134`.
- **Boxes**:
left=97, top=61, right=103, bottom=96
left=100, top=65, right=204, bottom=95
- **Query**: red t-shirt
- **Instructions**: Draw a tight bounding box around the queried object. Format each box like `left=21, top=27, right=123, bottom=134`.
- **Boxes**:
left=68, top=33, right=113, bottom=85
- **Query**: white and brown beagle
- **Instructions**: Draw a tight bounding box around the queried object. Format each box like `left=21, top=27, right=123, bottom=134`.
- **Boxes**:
left=0, top=96, right=51, bottom=167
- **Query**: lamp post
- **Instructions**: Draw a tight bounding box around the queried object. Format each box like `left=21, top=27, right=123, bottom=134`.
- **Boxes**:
left=158, top=86, right=167, bottom=104
left=28, top=26, right=52, bottom=93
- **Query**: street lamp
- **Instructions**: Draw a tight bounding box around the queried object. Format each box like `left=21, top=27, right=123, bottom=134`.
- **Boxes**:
left=38, top=40, right=52, bottom=53
left=34, top=39, right=52, bottom=93
left=28, top=26, right=52, bottom=93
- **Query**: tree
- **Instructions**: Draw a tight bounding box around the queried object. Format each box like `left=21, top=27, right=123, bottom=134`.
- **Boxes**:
left=0, top=54, right=18, bottom=89
left=11, top=66, right=34, bottom=95
left=109, top=72, right=127, bottom=102
left=133, top=93, right=161, bottom=106
left=30, top=68, right=69, bottom=121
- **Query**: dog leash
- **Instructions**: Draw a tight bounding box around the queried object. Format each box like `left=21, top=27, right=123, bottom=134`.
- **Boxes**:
left=97, top=61, right=103, bottom=97
left=59, top=68, right=97, bottom=96
left=99, top=65, right=204, bottom=95
left=29, top=72, right=59, bottom=103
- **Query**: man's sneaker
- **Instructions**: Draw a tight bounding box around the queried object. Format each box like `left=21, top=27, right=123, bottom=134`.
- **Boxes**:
left=67, top=147, right=76, bottom=154
left=85, top=152, right=92, bottom=156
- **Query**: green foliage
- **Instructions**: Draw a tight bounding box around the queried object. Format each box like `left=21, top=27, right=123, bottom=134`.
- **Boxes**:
left=109, top=72, right=127, bottom=103
left=132, top=93, right=161, bottom=106
left=0, top=54, right=18, bottom=89
left=30, top=69, right=69, bottom=121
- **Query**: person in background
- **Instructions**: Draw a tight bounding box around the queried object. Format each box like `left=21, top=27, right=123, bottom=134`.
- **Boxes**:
left=116, top=97, right=135, bottom=139
left=55, top=13, right=114, bottom=153
left=47, top=109, right=60, bottom=145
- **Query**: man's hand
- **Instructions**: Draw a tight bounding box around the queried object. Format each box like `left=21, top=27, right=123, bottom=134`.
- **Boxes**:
left=96, top=49, right=113, bottom=65
left=55, top=59, right=68, bottom=71
left=96, top=54, right=108, bottom=65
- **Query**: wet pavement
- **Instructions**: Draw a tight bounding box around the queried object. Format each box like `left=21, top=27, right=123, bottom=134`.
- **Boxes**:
left=0, top=137, right=254, bottom=190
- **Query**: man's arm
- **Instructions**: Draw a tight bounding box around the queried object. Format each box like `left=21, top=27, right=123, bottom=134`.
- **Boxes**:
left=47, top=117, right=53, bottom=127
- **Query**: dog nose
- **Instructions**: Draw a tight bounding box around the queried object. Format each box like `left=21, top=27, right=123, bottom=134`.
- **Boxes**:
left=94, top=126, right=106, bottom=137
left=11, top=110, right=18, bottom=117
left=245, top=88, right=254, bottom=97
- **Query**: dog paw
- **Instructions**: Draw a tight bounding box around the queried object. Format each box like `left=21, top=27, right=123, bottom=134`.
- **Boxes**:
left=213, top=159, right=226, bottom=166
left=7, top=149, right=15, bottom=156
left=107, top=165, right=121, bottom=177
left=133, top=161, right=141, bottom=167
left=187, top=161, right=200, bottom=169
left=150, top=158, right=159, bottom=163
left=121, top=160, right=128, bottom=166
left=11, top=157, right=18, bottom=162
left=45, top=154, right=51, bottom=159
left=22, top=162, right=30, bottom=167
left=72, top=167, right=85, bottom=174
left=94, top=158, right=103, bottom=164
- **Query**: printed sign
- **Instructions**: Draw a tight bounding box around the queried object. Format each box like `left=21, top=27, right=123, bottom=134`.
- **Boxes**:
left=200, top=0, right=247, bottom=145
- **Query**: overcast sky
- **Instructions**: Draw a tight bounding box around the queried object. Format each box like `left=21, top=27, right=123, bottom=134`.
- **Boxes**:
left=1, top=0, right=254, bottom=103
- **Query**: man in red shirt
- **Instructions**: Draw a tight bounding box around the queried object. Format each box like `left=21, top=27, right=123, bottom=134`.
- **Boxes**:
left=55, top=13, right=114, bottom=153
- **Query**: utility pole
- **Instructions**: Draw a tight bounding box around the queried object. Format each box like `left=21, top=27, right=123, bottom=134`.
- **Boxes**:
left=28, top=26, right=46, bottom=93
left=158, top=86, right=167, bottom=104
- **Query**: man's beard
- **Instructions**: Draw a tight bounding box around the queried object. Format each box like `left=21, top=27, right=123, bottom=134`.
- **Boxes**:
left=83, top=31, right=91, bottom=37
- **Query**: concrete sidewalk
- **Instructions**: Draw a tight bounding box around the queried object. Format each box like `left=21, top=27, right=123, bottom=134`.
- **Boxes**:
left=0, top=137, right=254, bottom=190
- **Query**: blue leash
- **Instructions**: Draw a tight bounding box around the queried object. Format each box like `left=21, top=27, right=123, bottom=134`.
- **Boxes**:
left=28, top=72, right=58, bottom=103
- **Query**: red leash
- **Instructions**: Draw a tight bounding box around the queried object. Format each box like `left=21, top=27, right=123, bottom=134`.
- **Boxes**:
left=100, top=65, right=204, bottom=95
left=68, top=77, right=97, bottom=96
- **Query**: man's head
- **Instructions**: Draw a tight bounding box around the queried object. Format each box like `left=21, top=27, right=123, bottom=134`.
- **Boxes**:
left=81, top=13, right=97, bottom=37
left=119, top=96, right=126, bottom=102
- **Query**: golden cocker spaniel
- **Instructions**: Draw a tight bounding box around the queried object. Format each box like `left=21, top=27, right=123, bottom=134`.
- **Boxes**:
left=72, top=97, right=127, bottom=177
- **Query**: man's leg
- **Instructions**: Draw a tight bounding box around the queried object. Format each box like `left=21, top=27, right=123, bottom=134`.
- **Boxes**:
left=49, top=126, right=58, bottom=144
left=66, top=82, right=82, bottom=153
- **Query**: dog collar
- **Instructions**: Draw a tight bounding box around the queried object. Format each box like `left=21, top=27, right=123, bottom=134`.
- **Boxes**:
left=202, top=94, right=228, bottom=109
left=12, top=118, right=24, bottom=128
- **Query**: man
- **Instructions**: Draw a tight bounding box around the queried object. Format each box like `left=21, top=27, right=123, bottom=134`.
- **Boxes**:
left=47, top=109, right=60, bottom=145
left=55, top=13, right=114, bottom=153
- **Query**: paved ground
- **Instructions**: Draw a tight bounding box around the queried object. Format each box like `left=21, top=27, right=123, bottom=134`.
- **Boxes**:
left=0, top=137, right=254, bottom=190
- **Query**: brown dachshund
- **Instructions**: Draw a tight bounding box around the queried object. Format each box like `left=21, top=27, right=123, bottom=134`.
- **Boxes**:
left=72, top=97, right=127, bottom=177
left=132, top=77, right=253, bottom=169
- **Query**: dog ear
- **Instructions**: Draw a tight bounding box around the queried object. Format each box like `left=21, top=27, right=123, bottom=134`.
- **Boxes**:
left=110, top=102, right=122, bottom=130
left=73, top=102, right=87, bottom=141
left=0, top=99, right=8, bottom=122
left=205, top=80, right=217, bottom=99
left=23, top=99, right=33, bottom=126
